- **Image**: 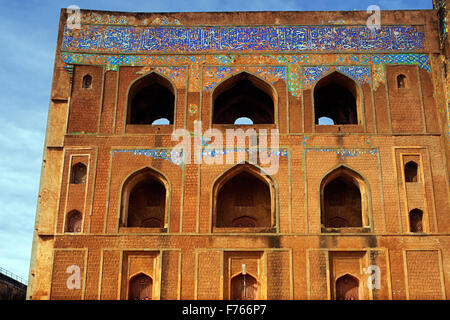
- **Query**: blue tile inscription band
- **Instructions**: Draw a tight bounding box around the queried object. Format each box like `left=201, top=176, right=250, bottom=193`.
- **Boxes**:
left=62, top=25, right=425, bottom=53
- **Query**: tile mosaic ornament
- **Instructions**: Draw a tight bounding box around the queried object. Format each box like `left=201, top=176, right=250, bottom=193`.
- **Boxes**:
left=135, top=66, right=188, bottom=88
left=201, top=148, right=289, bottom=159
left=370, top=53, right=431, bottom=89
left=186, top=55, right=208, bottom=92
left=301, top=136, right=309, bottom=148
left=299, top=135, right=378, bottom=176
left=188, top=104, right=198, bottom=116
left=287, top=67, right=302, bottom=98
left=301, top=66, right=332, bottom=88
left=363, top=136, right=376, bottom=148
left=150, top=17, right=181, bottom=25
left=111, top=149, right=184, bottom=167
left=63, top=64, right=74, bottom=75
left=301, top=66, right=371, bottom=89
left=214, top=55, right=236, bottom=65
left=328, top=20, right=346, bottom=25
left=203, top=66, right=232, bottom=92
left=335, top=66, right=371, bottom=85
left=201, top=137, right=211, bottom=146
left=305, top=147, right=378, bottom=159
left=82, top=12, right=128, bottom=25
left=62, top=25, right=425, bottom=54
left=203, top=66, right=286, bottom=92
left=60, top=52, right=431, bottom=96
left=300, top=136, right=310, bottom=178
left=371, top=64, right=385, bottom=89
left=110, top=147, right=287, bottom=166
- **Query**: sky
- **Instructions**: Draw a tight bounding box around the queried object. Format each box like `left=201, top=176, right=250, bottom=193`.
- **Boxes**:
left=0, top=0, right=433, bottom=282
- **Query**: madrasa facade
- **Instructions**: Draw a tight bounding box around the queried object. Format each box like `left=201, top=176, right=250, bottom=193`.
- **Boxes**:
left=27, top=2, right=450, bottom=300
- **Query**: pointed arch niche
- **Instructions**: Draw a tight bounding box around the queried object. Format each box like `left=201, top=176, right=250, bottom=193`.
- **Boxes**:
left=313, top=71, right=364, bottom=132
left=70, top=162, right=87, bottom=184
left=65, top=210, right=82, bottom=233
left=82, top=74, right=92, bottom=89
left=230, top=273, right=258, bottom=300
left=212, top=163, right=277, bottom=232
left=125, top=72, right=176, bottom=133
left=212, top=72, right=276, bottom=125
left=128, top=273, right=153, bottom=300
left=404, top=161, right=419, bottom=183
left=409, top=208, right=424, bottom=233
left=320, top=166, right=371, bottom=232
left=335, top=274, right=360, bottom=300
left=119, top=167, right=170, bottom=232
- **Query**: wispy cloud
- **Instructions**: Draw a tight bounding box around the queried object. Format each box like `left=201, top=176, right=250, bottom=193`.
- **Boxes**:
left=0, top=119, right=44, bottom=279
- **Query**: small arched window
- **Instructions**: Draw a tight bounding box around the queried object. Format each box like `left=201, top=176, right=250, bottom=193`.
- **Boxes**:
left=65, top=210, right=82, bottom=233
left=336, top=274, right=359, bottom=300
left=409, top=209, right=423, bottom=233
left=70, top=163, right=87, bottom=184
left=230, top=273, right=258, bottom=300
left=397, top=74, right=407, bottom=89
left=404, top=161, right=418, bottom=183
left=82, top=74, right=92, bottom=89
left=128, top=274, right=153, bottom=300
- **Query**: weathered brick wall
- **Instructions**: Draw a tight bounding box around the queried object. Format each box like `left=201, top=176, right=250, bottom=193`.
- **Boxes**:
left=27, top=9, right=450, bottom=300
left=67, top=65, right=103, bottom=134
left=405, top=250, right=445, bottom=299
left=50, top=249, right=87, bottom=300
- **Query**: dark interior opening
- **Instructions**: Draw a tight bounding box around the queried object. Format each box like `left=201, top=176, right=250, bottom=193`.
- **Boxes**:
left=404, top=161, right=418, bottom=183
left=213, top=72, right=274, bottom=124
left=128, top=73, right=175, bottom=125
left=82, top=74, right=92, bottom=89
left=322, top=175, right=362, bottom=228
left=409, top=209, right=423, bottom=232
left=71, top=163, right=87, bottom=184
left=216, top=170, right=271, bottom=228
left=314, top=72, right=358, bottom=125
left=397, top=74, right=407, bottom=88
left=66, top=210, right=82, bottom=233
left=127, top=178, right=166, bottom=228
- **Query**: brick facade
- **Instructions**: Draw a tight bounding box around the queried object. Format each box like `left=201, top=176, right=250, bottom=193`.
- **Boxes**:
left=27, top=6, right=450, bottom=300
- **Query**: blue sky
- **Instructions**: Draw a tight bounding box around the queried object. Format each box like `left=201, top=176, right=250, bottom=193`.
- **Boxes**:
left=0, top=0, right=433, bottom=282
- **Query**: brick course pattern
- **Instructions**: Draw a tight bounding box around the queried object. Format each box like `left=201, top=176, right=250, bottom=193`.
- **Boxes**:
left=27, top=7, right=450, bottom=300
